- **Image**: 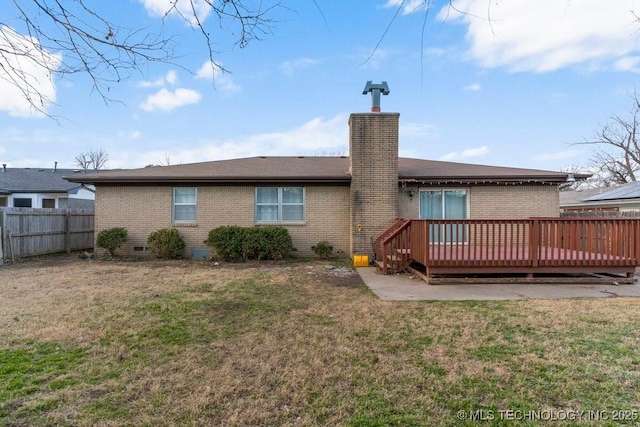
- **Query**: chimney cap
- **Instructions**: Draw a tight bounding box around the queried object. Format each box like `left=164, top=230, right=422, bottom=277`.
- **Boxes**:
left=362, top=81, right=390, bottom=112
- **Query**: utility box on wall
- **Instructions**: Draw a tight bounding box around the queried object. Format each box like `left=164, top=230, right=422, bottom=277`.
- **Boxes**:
left=353, top=255, right=369, bottom=267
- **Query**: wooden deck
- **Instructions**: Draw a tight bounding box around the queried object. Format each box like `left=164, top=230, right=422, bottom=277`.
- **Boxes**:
left=375, top=218, right=640, bottom=283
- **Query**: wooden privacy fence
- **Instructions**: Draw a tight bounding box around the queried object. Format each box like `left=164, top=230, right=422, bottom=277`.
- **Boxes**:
left=376, top=217, right=640, bottom=279
left=1, top=207, right=94, bottom=260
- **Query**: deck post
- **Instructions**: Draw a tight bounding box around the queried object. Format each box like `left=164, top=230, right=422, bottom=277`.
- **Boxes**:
left=530, top=218, right=540, bottom=268
left=424, top=220, right=430, bottom=266
left=382, top=244, right=388, bottom=275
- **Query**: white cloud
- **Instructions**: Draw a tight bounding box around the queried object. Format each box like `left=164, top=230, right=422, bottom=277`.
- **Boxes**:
left=614, top=56, right=640, bottom=73
left=117, top=130, right=142, bottom=139
left=281, top=57, right=321, bottom=75
left=384, top=0, right=431, bottom=15
left=134, top=115, right=348, bottom=166
left=440, top=0, right=640, bottom=72
left=0, top=26, right=61, bottom=117
left=138, top=71, right=178, bottom=88
left=140, top=88, right=201, bottom=111
left=165, top=70, right=178, bottom=85
left=355, top=47, right=394, bottom=70
left=196, top=61, right=241, bottom=93
left=401, top=122, right=434, bottom=139
left=464, top=83, right=481, bottom=91
left=441, top=145, right=489, bottom=161
left=533, top=150, right=582, bottom=162
left=140, top=0, right=211, bottom=24
left=138, top=78, right=164, bottom=88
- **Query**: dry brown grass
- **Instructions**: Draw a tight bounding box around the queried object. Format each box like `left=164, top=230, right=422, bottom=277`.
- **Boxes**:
left=2, top=256, right=640, bottom=426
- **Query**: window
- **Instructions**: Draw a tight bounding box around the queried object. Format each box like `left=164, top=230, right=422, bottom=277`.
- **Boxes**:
left=42, top=198, right=56, bottom=208
left=173, top=187, right=197, bottom=222
left=420, top=189, right=468, bottom=242
left=13, top=198, right=32, bottom=208
left=256, top=187, right=305, bottom=222
left=0, top=197, right=6, bottom=207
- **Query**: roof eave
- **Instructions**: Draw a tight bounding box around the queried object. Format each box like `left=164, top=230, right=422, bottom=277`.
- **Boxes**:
left=68, top=176, right=352, bottom=185
left=401, top=176, right=570, bottom=185
left=0, top=189, right=71, bottom=193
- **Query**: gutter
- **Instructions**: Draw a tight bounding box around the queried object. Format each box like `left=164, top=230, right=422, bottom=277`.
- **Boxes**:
left=66, top=177, right=353, bottom=185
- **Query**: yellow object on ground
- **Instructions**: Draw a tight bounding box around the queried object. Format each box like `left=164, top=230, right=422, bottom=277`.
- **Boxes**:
left=353, top=255, right=369, bottom=267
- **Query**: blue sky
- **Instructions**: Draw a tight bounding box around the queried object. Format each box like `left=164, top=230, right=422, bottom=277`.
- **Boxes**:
left=1, top=0, right=640, bottom=172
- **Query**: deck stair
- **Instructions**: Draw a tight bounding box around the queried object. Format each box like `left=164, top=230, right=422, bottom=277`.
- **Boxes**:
left=374, top=219, right=412, bottom=274
left=375, top=249, right=412, bottom=273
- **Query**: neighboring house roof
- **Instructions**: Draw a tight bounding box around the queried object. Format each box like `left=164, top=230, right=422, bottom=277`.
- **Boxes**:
left=582, top=181, right=640, bottom=201
left=66, top=156, right=577, bottom=185
left=559, top=184, right=640, bottom=211
left=0, top=167, right=91, bottom=194
left=559, top=188, right=607, bottom=208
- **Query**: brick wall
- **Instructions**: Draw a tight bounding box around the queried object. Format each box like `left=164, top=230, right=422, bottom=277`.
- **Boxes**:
left=397, top=185, right=560, bottom=218
left=94, top=185, right=350, bottom=258
left=349, top=113, right=400, bottom=257
left=470, top=185, right=559, bottom=218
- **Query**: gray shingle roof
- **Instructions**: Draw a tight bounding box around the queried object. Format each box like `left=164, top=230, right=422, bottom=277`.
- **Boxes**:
left=0, top=168, right=88, bottom=193
left=559, top=188, right=608, bottom=207
left=65, top=156, right=577, bottom=185
left=583, top=181, right=640, bottom=201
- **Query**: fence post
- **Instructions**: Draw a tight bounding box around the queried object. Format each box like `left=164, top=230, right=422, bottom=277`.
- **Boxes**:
left=65, top=210, right=71, bottom=254
left=636, top=221, right=640, bottom=266
left=0, top=210, right=5, bottom=263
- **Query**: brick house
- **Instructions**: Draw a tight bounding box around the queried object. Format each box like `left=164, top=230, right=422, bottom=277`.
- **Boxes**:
left=68, top=108, right=576, bottom=260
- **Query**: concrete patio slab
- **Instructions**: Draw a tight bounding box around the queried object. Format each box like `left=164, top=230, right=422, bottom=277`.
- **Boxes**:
left=357, top=267, right=640, bottom=301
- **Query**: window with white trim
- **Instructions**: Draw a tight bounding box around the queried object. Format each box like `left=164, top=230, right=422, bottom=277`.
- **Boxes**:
left=173, top=187, right=197, bottom=222
left=255, top=187, right=305, bottom=223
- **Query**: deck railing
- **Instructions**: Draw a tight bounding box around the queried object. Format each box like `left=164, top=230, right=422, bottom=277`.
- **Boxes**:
left=374, top=218, right=411, bottom=274
left=377, top=217, right=640, bottom=275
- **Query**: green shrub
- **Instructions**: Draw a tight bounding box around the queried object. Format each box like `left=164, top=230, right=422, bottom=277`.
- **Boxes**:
left=205, top=226, right=246, bottom=262
left=205, top=226, right=295, bottom=262
left=96, top=227, right=128, bottom=257
left=252, top=226, right=296, bottom=260
left=241, top=226, right=263, bottom=260
left=312, top=240, right=333, bottom=258
left=147, top=228, right=185, bottom=259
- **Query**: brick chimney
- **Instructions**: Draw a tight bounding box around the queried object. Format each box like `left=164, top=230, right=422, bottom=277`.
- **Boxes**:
left=349, top=81, right=399, bottom=258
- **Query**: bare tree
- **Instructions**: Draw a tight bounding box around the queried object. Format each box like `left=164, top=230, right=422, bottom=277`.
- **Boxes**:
left=1, top=0, right=282, bottom=114
left=577, top=92, right=640, bottom=187
left=75, top=149, right=108, bottom=171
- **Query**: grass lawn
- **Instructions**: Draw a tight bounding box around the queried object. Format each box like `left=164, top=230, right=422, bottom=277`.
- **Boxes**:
left=1, top=257, right=640, bottom=426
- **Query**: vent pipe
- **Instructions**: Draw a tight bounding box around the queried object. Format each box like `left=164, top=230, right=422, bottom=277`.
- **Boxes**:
left=2, top=164, right=5, bottom=173
left=362, top=81, right=390, bottom=112
left=54, top=161, right=58, bottom=172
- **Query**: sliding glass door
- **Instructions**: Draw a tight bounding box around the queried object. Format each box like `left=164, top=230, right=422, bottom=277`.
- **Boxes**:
left=419, top=190, right=468, bottom=243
